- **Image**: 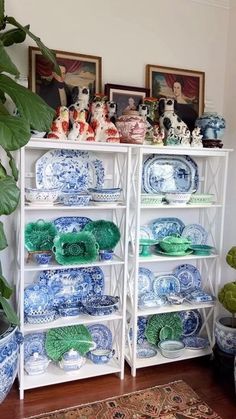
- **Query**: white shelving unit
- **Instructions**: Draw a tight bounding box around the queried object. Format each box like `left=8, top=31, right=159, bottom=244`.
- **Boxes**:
left=126, top=145, right=231, bottom=377
left=17, top=138, right=131, bottom=399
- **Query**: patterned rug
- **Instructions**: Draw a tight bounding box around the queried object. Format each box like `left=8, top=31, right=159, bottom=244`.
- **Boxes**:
left=27, top=380, right=221, bottom=419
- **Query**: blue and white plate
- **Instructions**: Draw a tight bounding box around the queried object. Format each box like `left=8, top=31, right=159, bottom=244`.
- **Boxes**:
left=87, top=324, right=112, bottom=350
left=142, top=155, right=199, bottom=194
left=178, top=310, right=202, bottom=337
left=138, top=267, right=154, bottom=295
left=139, top=225, right=154, bottom=240
left=136, top=344, right=157, bottom=358
left=24, top=332, right=46, bottom=359
left=181, top=224, right=208, bottom=245
left=35, top=149, right=105, bottom=192
left=173, top=264, right=201, bottom=292
left=153, top=274, right=180, bottom=297
left=182, top=336, right=210, bottom=350
left=24, top=284, right=54, bottom=315
left=53, top=216, right=92, bottom=233
left=149, top=217, right=185, bottom=241
left=37, top=267, right=104, bottom=307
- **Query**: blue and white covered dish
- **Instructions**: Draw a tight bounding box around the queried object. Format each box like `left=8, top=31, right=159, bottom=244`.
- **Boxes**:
left=59, top=349, right=86, bottom=372
left=24, top=352, right=50, bottom=375
left=82, top=295, right=119, bottom=316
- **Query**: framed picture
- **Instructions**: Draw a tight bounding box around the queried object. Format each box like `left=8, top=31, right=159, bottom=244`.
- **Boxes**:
left=104, top=83, right=150, bottom=117
left=29, top=46, right=102, bottom=110
left=146, top=64, right=205, bottom=131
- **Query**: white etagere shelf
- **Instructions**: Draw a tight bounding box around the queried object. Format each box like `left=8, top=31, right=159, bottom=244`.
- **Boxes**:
left=126, top=144, right=232, bottom=376
left=17, top=138, right=132, bottom=398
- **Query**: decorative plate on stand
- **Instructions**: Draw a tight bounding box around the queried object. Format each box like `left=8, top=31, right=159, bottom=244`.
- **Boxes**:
left=181, top=224, right=208, bottom=245
left=173, top=264, right=201, bottom=292
left=138, top=267, right=155, bottom=295
left=152, top=274, right=180, bottom=296
left=178, top=310, right=202, bottom=337
left=87, top=324, right=112, bottom=350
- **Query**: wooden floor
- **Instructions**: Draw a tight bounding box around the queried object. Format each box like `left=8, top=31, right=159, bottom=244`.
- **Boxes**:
left=1, top=357, right=235, bottom=419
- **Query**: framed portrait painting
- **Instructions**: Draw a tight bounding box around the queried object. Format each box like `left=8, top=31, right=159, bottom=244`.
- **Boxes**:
left=105, top=84, right=150, bottom=117
left=146, top=64, right=205, bottom=131
left=29, top=47, right=102, bottom=110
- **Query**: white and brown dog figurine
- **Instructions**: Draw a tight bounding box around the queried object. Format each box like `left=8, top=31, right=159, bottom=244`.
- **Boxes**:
left=158, top=98, right=187, bottom=139
left=106, top=101, right=117, bottom=124
left=71, top=86, right=90, bottom=111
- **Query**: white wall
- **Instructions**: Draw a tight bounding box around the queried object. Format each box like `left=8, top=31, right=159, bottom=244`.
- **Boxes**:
left=3, top=0, right=231, bottom=285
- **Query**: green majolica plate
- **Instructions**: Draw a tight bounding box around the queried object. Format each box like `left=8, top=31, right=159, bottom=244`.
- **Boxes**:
left=52, top=231, right=99, bottom=265
left=83, top=220, right=121, bottom=250
left=145, top=313, right=183, bottom=346
left=25, top=219, right=57, bottom=251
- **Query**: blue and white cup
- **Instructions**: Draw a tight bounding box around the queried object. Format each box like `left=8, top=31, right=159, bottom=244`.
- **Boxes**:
left=99, top=249, right=114, bottom=261
left=34, top=252, right=52, bottom=266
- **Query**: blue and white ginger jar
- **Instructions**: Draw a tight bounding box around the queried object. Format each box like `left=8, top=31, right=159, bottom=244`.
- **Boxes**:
left=195, top=112, right=226, bottom=140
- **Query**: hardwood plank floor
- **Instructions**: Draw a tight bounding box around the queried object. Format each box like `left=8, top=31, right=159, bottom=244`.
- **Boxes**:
left=0, top=357, right=235, bottom=419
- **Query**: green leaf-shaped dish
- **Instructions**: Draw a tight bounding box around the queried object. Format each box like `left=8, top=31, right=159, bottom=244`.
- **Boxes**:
left=25, top=219, right=57, bottom=251
left=145, top=313, right=183, bottom=346
left=52, top=231, right=99, bottom=265
left=45, top=325, right=93, bottom=361
left=83, top=220, right=121, bottom=250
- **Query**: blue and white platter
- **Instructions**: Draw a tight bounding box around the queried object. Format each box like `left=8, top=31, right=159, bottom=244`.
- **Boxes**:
left=181, top=224, right=208, bottom=245
left=24, top=284, right=54, bottom=314
left=24, top=333, right=46, bottom=359
left=185, top=289, right=216, bottom=304
left=182, top=336, right=210, bottom=350
left=149, top=217, right=185, bottom=241
left=142, top=155, right=199, bottom=194
left=178, top=310, right=202, bottom=337
left=138, top=292, right=167, bottom=308
left=53, top=216, right=92, bottom=233
left=37, top=267, right=104, bottom=307
left=139, top=225, right=154, bottom=240
left=87, top=324, right=112, bottom=350
left=138, top=267, right=155, bottom=295
left=153, top=274, right=180, bottom=296
left=137, top=316, right=148, bottom=344
left=35, top=149, right=105, bottom=192
left=173, top=264, right=201, bottom=292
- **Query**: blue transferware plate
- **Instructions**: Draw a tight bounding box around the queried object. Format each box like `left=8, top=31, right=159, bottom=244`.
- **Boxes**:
left=138, top=292, right=167, bottom=308
left=24, top=284, right=54, bottom=315
left=153, top=274, right=180, bottom=296
left=181, top=224, right=208, bottom=245
left=37, top=267, right=104, bottom=308
left=178, top=310, right=202, bottom=337
left=182, top=336, right=210, bottom=350
left=87, top=324, right=112, bottom=350
left=149, top=217, right=185, bottom=241
left=138, top=267, right=155, bottom=295
left=142, top=155, right=199, bottom=194
left=24, top=333, right=46, bottom=359
left=137, top=316, right=148, bottom=344
left=139, top=225, right=154, bottom=240
left=35, top=149, right=105, bottom=193
left=173, top=264, right=201, bottom=292
left=53, top=216, right=92, bottom=233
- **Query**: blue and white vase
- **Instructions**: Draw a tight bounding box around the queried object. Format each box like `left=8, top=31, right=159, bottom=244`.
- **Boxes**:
left=215, top=317, right=236, bottom=355
left=195, top=112, right=225, bottom=147
left=0, top=325, right=23, bottom=403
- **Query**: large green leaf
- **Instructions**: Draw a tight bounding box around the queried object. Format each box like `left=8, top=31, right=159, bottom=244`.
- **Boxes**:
left=6, top=150, right=18, bottom=181
left=0, top=296, right=19, bottom=325
left=0, top=26, right=28, bottom=46
left=0, top=0, right=5, bottom=30
left=0, top=273, right=12, bottom=298
left=0, top=176, right=20, bottom=215
left=0, top=74, right=55, bottom=131
left=0, top=220, right=7, bottom=250
left=6, top=16, right=61, bottom=75
left=0, top=162, right=7, bottom=179
left=0, top=102, right=8, bottom=114
left=0, top=40, right=19, bottom=75
left=0, top=114, right=30, bottom=150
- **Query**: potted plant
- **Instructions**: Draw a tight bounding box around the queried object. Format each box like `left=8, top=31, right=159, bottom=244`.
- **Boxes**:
left=0, top=0, right=59, bottom=403
left=214, top=246, right=236, bottom=355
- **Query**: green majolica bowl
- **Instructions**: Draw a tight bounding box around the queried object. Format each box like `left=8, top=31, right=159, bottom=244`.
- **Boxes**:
left=159, top=236, right=191, bottom=254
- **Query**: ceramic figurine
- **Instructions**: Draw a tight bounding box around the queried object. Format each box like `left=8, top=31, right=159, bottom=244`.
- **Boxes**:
left=106, top=101, right=117, bottom=124
left=144, top=97, right=158, bottom=123
left=191, top=126, right=203, bottom=148
left=139, top=104, right=154, bottom=144
left=91, top=101, right=120, bottom=143
left=152, top=124, right=165, bottom=146
left=47, top=106, right=69, bottom=140
left=68, top=109, right=95, bottom=142
left=71, top=86, right=90, bottom=111
left=180, top=126, right=191, bottom=146
left=165, top=127, right=181, bottom=146
left=158, top=98, right=188, bottom=139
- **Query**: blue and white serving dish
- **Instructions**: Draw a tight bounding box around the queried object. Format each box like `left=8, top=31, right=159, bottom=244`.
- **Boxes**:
left=136, top=344, right=157, bottom=359
left=87, top=348, right=115, bottom=364
left=24, top=352, right=50, bottom=375
left=24, top=333, right=46, bottom=359
left=142, top=155, right=199, bottom=194
left=82, top=295, right=119, bottom=316
left=25, top=187, right=59, bottom=205
left=34, top=252, right=52, bottom=266
left=185, top=289, right=215, bottom=304
left=59, top=349, right=87, bottom=372
left=25, top=309, right=56, bottom=324
left=60, top=191, right=91, bottom=206
left=181, top=224, right=208, bottom=245
left=138, top=292, right=167, bottom=308
left=37, top=267, right=104, bottom=308
left=178, top=310, right=202, bottom=337
left=53, top=216, right=92, bottom=233
left=24, top=284, right=54, bottom=315
left=152, top=274, right=181, bottom=297
left=173, top=264, right=201, bottom=292
left=35, top=149, right=105, bottom=193
left=149, top=217, right=185, bottom=241
left=87, top=324, right=112, bottom=350
left=138, top=267, right=155, bottom=296
left=89, top=188, right=122, bottom=202
left=158, top=340, right=185, bottom=358
left=182, top=336, right=210, bottom=350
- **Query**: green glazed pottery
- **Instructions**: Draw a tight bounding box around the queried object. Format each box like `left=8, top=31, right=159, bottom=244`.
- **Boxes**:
left=83, top=220, right=121, bottom=250
left=145, top=313, right=183, bottom=346
left=52, top=231, right=99, bottom=265
left=159, top=235, right=191, bottom=254
left=190, top=244, right=214, bottom=255
left=25, top=219, right=57, bottom=251
left=139, top=238, right=159, bottom=256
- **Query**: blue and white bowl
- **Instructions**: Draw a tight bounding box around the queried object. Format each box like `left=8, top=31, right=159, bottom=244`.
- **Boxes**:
left=87, top=348, right=115, bottom=364
left=89, top=188, right=122, bottom=202
left=158, top=340, right=185, bottom=358
left=82, top=295, right=119, bottom=316
left=34, top=252, right=52, bottom=266
left=25, top=188, right=59, bottom=205
left=99, top=249, right=114, bottom=261
left=60, top=191, right=91, bottom=206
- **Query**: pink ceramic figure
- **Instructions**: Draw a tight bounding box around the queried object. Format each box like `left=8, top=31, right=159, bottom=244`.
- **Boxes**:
left=68, top=109, right=95, bottom=142
left=152, top=124, right=165, bottom=146
left=47, top=106, right=69, bottom=140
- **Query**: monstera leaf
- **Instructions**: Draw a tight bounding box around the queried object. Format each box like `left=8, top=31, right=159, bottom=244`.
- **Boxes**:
left=0, top=176, right=20, bottom=216
left=0, top=221, right=7, bottom=250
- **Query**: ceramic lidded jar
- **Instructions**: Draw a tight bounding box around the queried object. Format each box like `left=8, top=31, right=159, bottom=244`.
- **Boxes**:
left=195, top=112, right=226, bottom=148
left=116, top=110, right=146, bottom=144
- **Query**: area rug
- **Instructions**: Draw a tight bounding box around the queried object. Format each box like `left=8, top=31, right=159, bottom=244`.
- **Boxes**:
left=27, top=380, right=221, bottom=419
